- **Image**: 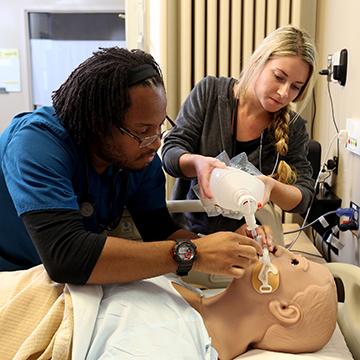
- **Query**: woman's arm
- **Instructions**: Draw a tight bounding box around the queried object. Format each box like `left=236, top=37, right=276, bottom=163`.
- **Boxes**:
left=162, top=77, right=232, bottom=198
left=258, top=175, right=303, bottom=211
left=162, top=78, right=209, bottom=178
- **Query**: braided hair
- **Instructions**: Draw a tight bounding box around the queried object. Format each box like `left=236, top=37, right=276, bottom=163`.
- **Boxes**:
left=236, top=25, right=316, bottom=184
left=271, top=106, right=297, bottom=184
left=52, top=47, right=164, bottom=149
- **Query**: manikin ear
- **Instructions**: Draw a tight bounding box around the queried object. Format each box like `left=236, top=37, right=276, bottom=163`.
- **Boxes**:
left=268, top=300, right=301, bottom=325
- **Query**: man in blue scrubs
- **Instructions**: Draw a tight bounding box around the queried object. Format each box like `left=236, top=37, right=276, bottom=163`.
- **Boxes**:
left=0, top=47, right=261, bottom=285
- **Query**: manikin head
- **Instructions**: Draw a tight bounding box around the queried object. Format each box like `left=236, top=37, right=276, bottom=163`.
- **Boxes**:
left=251, top=246, right=337, bottom=353
left=204, top=246, right=337, bottom=359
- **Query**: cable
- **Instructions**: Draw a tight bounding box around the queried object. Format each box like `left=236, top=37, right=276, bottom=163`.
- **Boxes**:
left=290, top=249, right=324, bottom=259
left=284, top=210, right=337, bottom=234
left=285, top=128, right=347, bottom=250
left=327, top=81, right=339, bottom=133
left=310, top=89, right=317, bottom=138
left=285, top=152, right=334, bottom=250
left=284, top=207, right=354, bottom=236
left=322, top=132, right=341, bottom=169
left=286, top=207, right=354, bottom=260
left=287, top=74, right=343, bottom=250
left=327, top=81, right=340, bottom=163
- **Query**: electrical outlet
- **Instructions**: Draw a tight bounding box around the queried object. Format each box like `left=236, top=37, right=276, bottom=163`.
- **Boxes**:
left=346, top=118, right=360, bottom=156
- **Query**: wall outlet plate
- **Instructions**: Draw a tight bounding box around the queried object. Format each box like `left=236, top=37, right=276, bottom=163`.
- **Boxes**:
left=346, top=118, right=360, bottom=156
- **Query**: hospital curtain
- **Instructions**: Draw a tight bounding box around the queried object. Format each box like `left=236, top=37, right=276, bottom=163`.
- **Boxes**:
left=144, top=0, right=317, bottom=198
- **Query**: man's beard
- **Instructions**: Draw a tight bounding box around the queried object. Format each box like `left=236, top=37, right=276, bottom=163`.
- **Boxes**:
left=96, top=142, right=154, bottom=171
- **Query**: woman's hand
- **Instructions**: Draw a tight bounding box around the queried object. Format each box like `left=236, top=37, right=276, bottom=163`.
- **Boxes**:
left=191, top=155, right=226, bottom=199
left=257, top=174, right=303, bottom=211
left=235, top=223, right=273, bottom=251
left=257, top=175, right=276, bottom=206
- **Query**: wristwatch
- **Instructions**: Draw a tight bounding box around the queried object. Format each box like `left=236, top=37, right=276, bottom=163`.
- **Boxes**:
left=172, top=239, right=197, bottom=276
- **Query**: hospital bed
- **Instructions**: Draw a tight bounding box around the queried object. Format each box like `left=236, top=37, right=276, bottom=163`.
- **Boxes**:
left=1, top=202, right=358, bottom=359
left=1, top=262, right=357, bottom=360
left=326, top=262, right=360, bottom=360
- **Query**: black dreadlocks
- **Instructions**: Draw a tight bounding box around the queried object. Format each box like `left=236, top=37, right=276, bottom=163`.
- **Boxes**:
left=52, top=47, right=164, bottom=149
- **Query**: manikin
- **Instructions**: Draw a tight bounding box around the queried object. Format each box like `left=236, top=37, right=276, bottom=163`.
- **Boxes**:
left=86, top=246, right=338, bottom=359
left=183, top=246, right=337, bottom=359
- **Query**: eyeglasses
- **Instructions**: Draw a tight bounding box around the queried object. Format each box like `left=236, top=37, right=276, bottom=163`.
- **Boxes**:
left=117, top=115, right=176, bottom=148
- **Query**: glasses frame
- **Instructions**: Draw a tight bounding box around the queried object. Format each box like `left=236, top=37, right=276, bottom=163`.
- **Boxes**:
left=117, top=115, right=176, bottom=148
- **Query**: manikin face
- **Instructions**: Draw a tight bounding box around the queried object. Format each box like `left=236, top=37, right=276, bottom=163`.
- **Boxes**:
left=252, top=56, right=310, bottom=113
left=95, top=84, right=167, bottom=171
left=250, top=246, right=333, bottom=296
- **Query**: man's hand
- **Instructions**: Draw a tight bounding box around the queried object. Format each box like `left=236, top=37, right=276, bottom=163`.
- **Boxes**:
left=235, top=223, right=273, bottom=251
left=192, top=231, right=262, bottom=278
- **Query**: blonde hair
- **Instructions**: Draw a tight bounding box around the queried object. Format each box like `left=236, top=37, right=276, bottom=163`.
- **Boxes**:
left=236, top=25, right=316, bottom=184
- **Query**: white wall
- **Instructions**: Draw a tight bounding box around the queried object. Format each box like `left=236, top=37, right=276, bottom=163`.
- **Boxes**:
left=0, top=0, right=127, bottom=132
left=315, top=0, right=360, bottom=265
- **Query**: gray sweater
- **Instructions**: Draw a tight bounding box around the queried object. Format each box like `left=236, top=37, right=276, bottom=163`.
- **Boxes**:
left=162, top=76, right=315, bottom=234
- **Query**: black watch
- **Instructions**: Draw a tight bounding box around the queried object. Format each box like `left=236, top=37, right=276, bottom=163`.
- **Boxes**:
left=172, top=239, right=197, bottom=276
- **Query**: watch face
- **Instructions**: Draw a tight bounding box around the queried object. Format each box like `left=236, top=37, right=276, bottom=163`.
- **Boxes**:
left=178, top=243, right=195, bottom=261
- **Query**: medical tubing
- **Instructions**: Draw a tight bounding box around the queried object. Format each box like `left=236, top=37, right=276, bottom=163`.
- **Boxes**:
left=283, top=210, right=336, bottom=234
left=283, top=208, right=354, bottom=235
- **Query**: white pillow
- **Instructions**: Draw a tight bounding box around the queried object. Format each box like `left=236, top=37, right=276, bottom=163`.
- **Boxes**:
left=234, top=323, right=354, bottom=360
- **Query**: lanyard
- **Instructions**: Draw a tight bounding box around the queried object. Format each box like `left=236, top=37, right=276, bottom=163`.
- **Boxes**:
left=231, top=97, right=279, bottom=174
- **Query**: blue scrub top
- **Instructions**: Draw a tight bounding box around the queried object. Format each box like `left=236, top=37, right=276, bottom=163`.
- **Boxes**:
left=0, top=106, right=166, bottom=270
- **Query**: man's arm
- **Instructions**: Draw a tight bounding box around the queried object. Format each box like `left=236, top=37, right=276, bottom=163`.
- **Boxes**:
left=88, top=229, right=262, bottom=284
left=87, top=236, right=178, bottom=283
left=22, top=208, right=196, bottom=284
left=23, top=209, right=262, bottom=285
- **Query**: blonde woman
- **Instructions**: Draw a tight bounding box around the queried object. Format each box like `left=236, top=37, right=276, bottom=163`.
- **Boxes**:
left=162, top=25, right=316, bottom=235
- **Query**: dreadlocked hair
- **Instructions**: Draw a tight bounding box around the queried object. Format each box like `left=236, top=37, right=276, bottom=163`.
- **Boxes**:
left=270, top=105, right=297, bottom=184
left=52, top=47, right=164, bottom=149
